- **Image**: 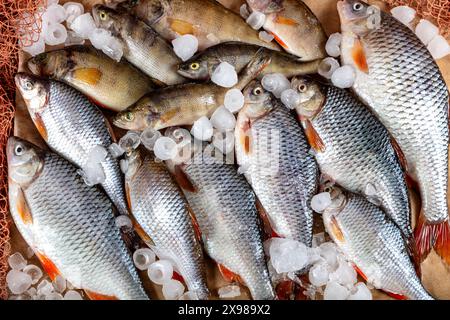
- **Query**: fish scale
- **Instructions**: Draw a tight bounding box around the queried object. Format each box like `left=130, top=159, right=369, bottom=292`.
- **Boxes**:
left=180, top=151, right=275, bottom=300
left=126, top=153, right=209, bottom=298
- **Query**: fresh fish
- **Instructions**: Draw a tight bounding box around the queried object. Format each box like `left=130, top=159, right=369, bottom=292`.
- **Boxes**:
left=323, top=186, right=433, bottom=300
left=215, top=0, right=246, bottom=14
left=167, top=143, right=275, bottom=300
left=292, top=76, right=412, bottom=241
left=178, top=42, right=320, bottom=81
left=15, top=73, right=129, bottom=217
left=27, top=45, right=157, bottom=112
left=245, top=0, right=327, bottom=60
left=7, top=137, right=148, bottom=300
left=113, top=50, right=271, bottom=131
left=92, top=5, right=186, bottom=85
left=338, top=0, right=450, bottom=263
left=124, top=150, right=209, bottom=299
left=120, top=0, right=280, bottom=51
left=235, top=80, right=319, bottom=245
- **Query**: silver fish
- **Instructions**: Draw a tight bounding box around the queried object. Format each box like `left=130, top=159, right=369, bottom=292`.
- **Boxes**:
left=323, top=186, right=433, bottom=300
left=7, top=137, right=148, bottom=300
left=235, top=80, right=319, bottom=245
left=338, top=0, right=450, bottom=262
left=15, top=73, right=129, bottom=217
left=125, top=150, right=209, bottom=299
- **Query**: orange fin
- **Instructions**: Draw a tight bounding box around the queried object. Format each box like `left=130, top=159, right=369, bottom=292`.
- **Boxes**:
left=353, top=265, right=368, bottom=281
left=35, top=251, right=60, bottom=281
left=173, top=165, right=197, bottom=192
left=414, top=213, right=434, bottom=263
left=85, top=290, right=118, bottom=300
left=218, top=264, right=243, bottom=284
left=351, top=38, right=369, bottom=73
left=31, top=114, right=48, bottom=142
left=168, top=18, right=194, bottom=35
left=329, top=216, right=345, bottom=243
left=187, top=205, right=202, bottom=242
left=73, top=68, right=102, bottom=86
left=274, top=15, right=299, bottom=26
left=384, top=290, right=408, bottom=300
left=172, top=271, right=185, bottom=284
left=269, top=32, right=289, bottom=50
left=433, top=220, right=450, bottom=265
left=302, top=119, right=325, bottom=153
left=256, top=199, right=279, bottom=239
left=15, top=187, right=33, bottom=225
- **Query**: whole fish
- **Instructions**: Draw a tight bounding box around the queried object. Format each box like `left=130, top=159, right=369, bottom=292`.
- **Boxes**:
left=167, top=144, right=275, bottom=300
left=291, top=76, right=412, bottom=241
left=245, top=0, right=327, bottom=60
left=92, top=5, right=186, bottom=85
left=113, top=50, right=271, bottom=131
left=124, top=150, right=209, bottom=299
left=7, top=137, right=148, bottom=300
left=178, top=42, right=320, bottom=81
left=235, top=80, right=318, bottom=245
left=15, top=73, right=129, bottom=217
left=338, top=0, right=450, bottom=263
left=323, top=186, right=433, bottom=300
left=120, top=0, right=280, bottom=51
left=27, top=45, right=157, bottom=112
left=215, top=0, right=245, bottom=13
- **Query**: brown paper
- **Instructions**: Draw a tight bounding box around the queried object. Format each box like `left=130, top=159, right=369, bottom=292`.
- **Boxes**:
left=10, top=0, right=450, bottom=300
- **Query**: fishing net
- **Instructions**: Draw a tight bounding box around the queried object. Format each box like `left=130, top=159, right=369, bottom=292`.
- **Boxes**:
left=0, top=0, right=44, bottom=300
left=385, top=0, right=450, bottom=37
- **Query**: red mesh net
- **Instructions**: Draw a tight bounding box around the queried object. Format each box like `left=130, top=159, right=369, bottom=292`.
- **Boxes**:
left=0, top=0, right=44, bottom=300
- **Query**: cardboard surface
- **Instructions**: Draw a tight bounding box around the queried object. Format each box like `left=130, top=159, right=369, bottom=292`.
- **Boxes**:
left=9, top=0, right=450, bottom=300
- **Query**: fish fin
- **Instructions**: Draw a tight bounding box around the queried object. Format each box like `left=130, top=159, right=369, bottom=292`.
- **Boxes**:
left=383, top=290, right=408, bottom=300
left=72, top=68, right=103, bottom=86
left=433, top=220, right=450, bottom=265
left=351, top=38, right=369, bottom=74
left=168, top=18, right=194, bottom=35
left=131, top=217, right=154, bottom=245
left=256, top=199, right=279, bottom=239
left=413, top=213, right=434, bottom=262
left=274, top=15, right=299, bottom=26
left=125, top=182, right=132, bottom=211
left=172, top=271, right=185, bottom=284
left=84, top=290, right=118, bottom=300
left=15, top=187, right=33, bottom=225
left=275, top=280, right=295, bottom=300
left=35, top=251, right=60, bottom=281
left=31, top=114, right=48, bottom=142
left=353, top=265, right=368, bottom=281
left=328, top=216, right=345, bottom=243
left=186, top=205, right=202, bottom=242
left=218, top=264, right=243, bottom=284
left=269, top=32, right=289, bottom=50
left=302, top=119, right=325, bottom=153
left=173, top=165, right=197, bottom=192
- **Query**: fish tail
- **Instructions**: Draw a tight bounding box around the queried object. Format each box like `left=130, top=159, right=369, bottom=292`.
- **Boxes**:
left=414, top=213, right=435, bottom=262
left=433, top=220, right=450, bottom=265
left=414, top=214, right=450, bottom=265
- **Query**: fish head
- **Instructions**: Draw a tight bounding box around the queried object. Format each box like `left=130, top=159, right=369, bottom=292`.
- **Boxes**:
left=27, top=51, right=67, bottom=78
left=15, top=73, right=50, bottom=116
left=242, top=80, right=277, bottom=118
left=177, top=57, right=211, bottom=81
left=113, top=101, right=154, bottom=131
left=290, top=76, right=326, bottom=119
left=124, top=149, right=143, bottom=180
left=321, top=184, right=348, bottom=217
left=92, top=5, right=124, bottom=33
left=7, top=137, right=44, bottom=187
left=246, top=0, right=283, bottom=14
left=337, top=0, right=378, bottom=35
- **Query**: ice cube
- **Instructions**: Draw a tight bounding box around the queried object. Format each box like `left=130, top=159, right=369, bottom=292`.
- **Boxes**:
left=115, top=215, right=132, bottom=229
left=154, top=137, right=179, bottom=160
left=307, top=247, right=322, bottom=265
left=45, top=292, right=64, bottom=300
left=281, top=89, right=300, bottom=110
left=210, top=106, right=236, bottom=132
left=8, top=294, right=29, bottom=300
left=26, top=247, right=35, bottom=259
left=140, top=128, right=162, bottom=151
left=323, top=281, right=350, bottom=300
left=6, top=270, right=32, bottom=294
left=119, top=131, right=141, bottom=152
left=224, top=88, right=245, bottom=113
left=325, top=33, right=342, bottom=57
left=69, top=13, right=96, bottom=39
left=64, top=290, right=83, bottom=300
left=78, top=162, right=106, bottom=186
left=415, top=19, right=439, bottom=46
left=43, top=23, right=68, bottom=46
left=172, top=34, right=198, bottom=62
left=318, top=57, right=340, bottom=79
left=312, top=232, right=326, bottom=248
left=178, top=291, right=199, bottom=300
left=23, top=264, right=43, bottom=285
left=261, top=73, right=291, bottom=98
left=213, top=131, right=235, bottom=155
left=133, top=248, right=156, bottom=271
left=22, top=37, right=45, bottom=57
left=52, top=275, right=66, bottom=293
left=259, top=31, right=274, bottom=43
left=308, top=262, right=329, bottom=287
left=246, top=11, right=266, bottom=30
left=319, top=242, right=339, bottom=270
left=428, top=35, right=450, bottom=60
left=108, top=143, right=125, bottom=159
left=47, top=0, right=59, bottom=7
left=120, top=159, right=129, bottom=174
left=89, top=28, right=112, bottom=50
left=162, top=279, right=185, bottom=300
left=240, top=4, right=250, bottom=19
left=329, top=259, right=357, bottom=287
left=211, top=62, right=238, bottom=88
left=147, top=260, right=173, bottom=285
left=347, top=282, right=372, bottom=300
left=27, top=287, right=37, bottom=298
left=102, top=37, right=124, bottom=62
left=88, top=145, right=108, bottom=163
left=42, top=4, right=66, bottom=24
left=311, top=192, right=332, bottom=213
left=269, top=238, right=309, bottom=273
left=331, top=65, right=356, bottom=89
left=65, top=30, right=85, bottom=46
left=37, top=279, right=54, bottom=296
left=8, top=252, right=27, bottom=270
left=63, top=2, right=84, bottom=26
left=364, top=183, right=377, bottom=197
left=218, top=285, right=241, bottom=298
left=191, top=116, right=214, bottom=141
left=391, top=6, right=416, bottom=26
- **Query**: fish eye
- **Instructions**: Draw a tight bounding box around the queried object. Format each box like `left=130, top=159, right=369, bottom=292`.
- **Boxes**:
left=252, top=87, right=263, bottom=95
left=352, top=2, right=363, bottom=11
left=125, top=112, right=134, bottom=121
left=190, top=62, right=200, bottom=70
left=324, top=186, right=332, bottom=193
left=24, top=81, right=34, bottom=90
left=99, top=11, right=108, bottom=20
left=129, top=0, right=139, bottom=6
left=15, top=145, right=24, bottom=156
left=298, top=84, right=307, bottom=93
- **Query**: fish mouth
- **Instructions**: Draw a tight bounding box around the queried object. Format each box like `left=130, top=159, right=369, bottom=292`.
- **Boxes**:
left=176, top=69, right=195, bottom=80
